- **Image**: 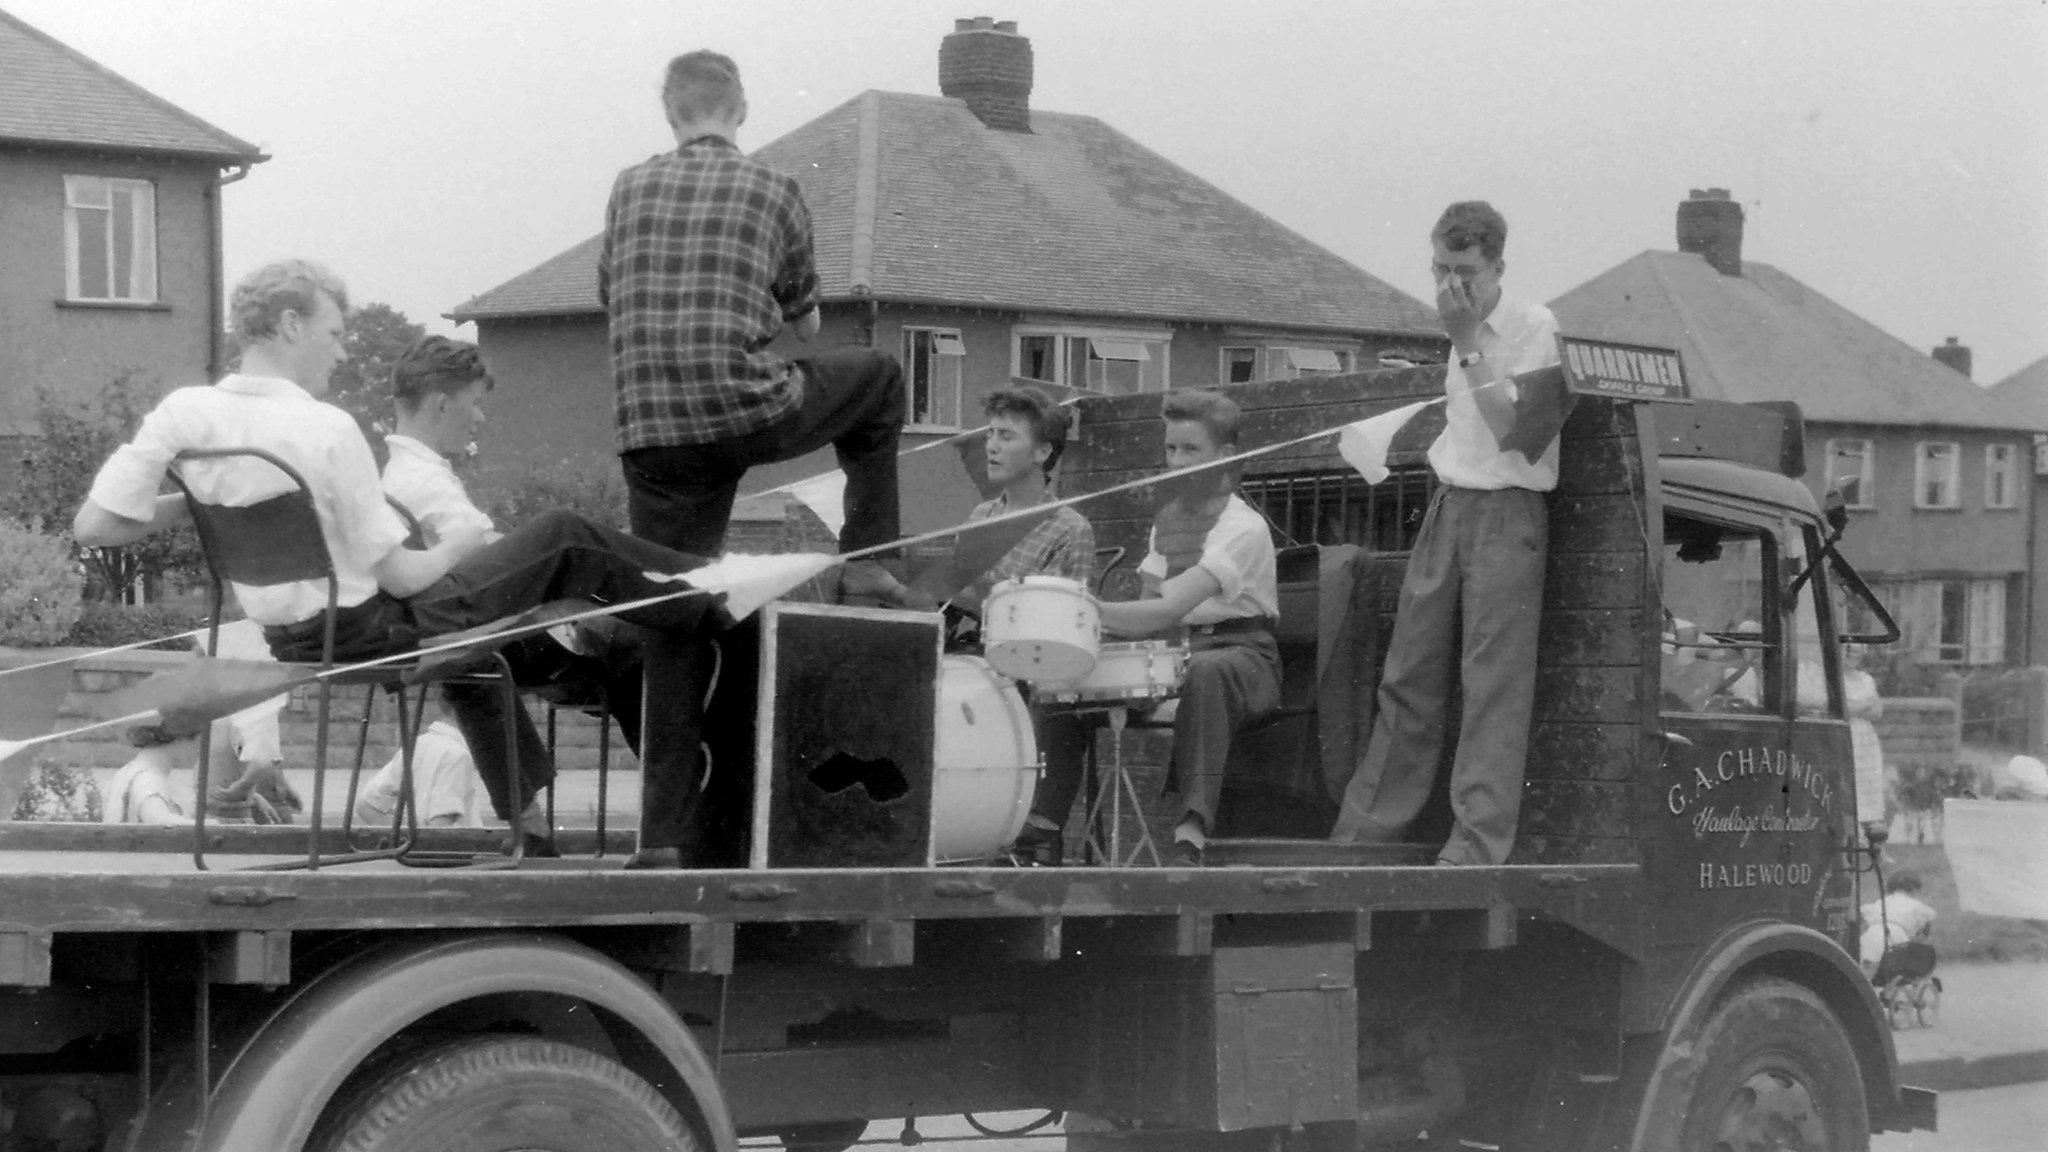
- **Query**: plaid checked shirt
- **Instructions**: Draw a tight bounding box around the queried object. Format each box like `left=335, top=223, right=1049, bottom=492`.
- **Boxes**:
left=600, top=135, right=821, bottom=450
left=960, top=493, right=1098, bottom=608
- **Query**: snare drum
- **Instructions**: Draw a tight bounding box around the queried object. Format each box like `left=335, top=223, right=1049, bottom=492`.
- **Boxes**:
left=1040, top=640, right=1187, bottom=706
left=983, top=575, right=1101, bottom=682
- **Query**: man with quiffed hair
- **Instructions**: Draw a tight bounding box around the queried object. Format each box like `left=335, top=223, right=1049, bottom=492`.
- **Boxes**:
left=1331, top=201, right=1563, bottom=866
left=601, top=50, right=906, bottom=603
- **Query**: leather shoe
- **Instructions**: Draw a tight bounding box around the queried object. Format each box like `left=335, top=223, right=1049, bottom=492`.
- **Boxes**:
left=837, top=560, right=907, bottom=607
left=1170, top=839, right=1205, bottom=868
left=623, top=847, right=686, bottom=870
left=498, top=832, right=560, bottom=859
left=1008, top=822, right=1063, bottom=867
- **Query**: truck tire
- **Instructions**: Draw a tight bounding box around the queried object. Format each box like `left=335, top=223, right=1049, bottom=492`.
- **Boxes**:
left=312, top=1035, right=701, bottom=1152
left=1636, top=977, right=1869, bottom=1152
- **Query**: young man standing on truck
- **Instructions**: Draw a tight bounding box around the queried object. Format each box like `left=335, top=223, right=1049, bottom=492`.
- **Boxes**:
left=1331, top=201, right=1562, bottom=866
left=1013, top=390, right=1279, bottom=867
left=73, top=260, right=735, bottom=862
left=601, top=50, right=908, bottom=607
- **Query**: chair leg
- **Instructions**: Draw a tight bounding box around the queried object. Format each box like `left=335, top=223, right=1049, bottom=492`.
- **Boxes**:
left=595, top=685, right=610, bottom=859
left=247, top=679, right=419, bottom=872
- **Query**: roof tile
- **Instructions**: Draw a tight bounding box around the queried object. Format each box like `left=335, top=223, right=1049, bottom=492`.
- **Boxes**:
left=1550, top=251, right=2032, bottom=432
left=0, top=9, right=263, bottom=161
left=452, top=91, right=1436, bottom=338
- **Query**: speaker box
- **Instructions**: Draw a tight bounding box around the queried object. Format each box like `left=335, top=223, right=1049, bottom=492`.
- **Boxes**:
left=750, top=603, right=942, bottom=868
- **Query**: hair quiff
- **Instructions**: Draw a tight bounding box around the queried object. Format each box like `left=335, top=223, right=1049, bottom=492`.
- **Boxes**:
left=984, top=385, right=1072, bottom=476
left=393, top=335, right=492, bottom=412
left=1160, top=388, right=1244, bottom=446
left=662, top=51, right=743, bottom=124
left=1432, top=200, right=1509, bottom=262
left=229, top=259, right=348, bottom=346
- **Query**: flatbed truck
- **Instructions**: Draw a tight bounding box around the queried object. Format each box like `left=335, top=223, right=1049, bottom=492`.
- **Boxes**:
left=0, top=364, right=1933, bottom=1151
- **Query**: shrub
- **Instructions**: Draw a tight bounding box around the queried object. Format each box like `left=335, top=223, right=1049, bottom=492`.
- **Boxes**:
left=0, top=519, right=84, bottom=646
left=470, top=456, right=629, bottom=532
left=65, top=601, right=212, bottom=651
left=13, top=759, right=102, bottom=822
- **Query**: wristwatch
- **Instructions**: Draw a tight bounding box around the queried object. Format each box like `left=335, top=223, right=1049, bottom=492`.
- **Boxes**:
left=1457, top=350, right=1485, bottom=369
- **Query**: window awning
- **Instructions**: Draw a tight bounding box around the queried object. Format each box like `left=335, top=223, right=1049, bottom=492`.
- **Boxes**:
left=1285, top=347, right=1344, bottom=371
left=1090, top=339, right=1150, bottom=362
left=932, top=332, right=966, bottom=356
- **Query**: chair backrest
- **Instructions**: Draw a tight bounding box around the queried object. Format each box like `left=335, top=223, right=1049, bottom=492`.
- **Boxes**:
left=386, top=495, right=429, bottom=550
left=169, top=448, right=336, bottom=588
left=1091, top=545, right=1127, bottom=595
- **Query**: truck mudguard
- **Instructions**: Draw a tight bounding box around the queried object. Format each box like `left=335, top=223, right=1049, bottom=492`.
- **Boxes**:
left=151, top=931, right=733, bottom=1152
left=1626, top=918, right=1903, bottom=1143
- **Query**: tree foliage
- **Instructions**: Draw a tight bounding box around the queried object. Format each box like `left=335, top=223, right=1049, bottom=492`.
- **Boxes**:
left=326, top=301, right=427, bottom=444
left=0, top=373, right=204, bottom=603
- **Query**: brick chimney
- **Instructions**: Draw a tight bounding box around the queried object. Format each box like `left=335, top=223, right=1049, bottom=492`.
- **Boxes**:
left=1676, top=188, right=1744, bottom=277
left=1931, top=336, right=1972, bottom=379
left=940, top=17, right=1032, bottom=132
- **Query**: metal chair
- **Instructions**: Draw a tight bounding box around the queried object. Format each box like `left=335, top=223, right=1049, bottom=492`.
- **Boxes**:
left=168, top=448, right=527, bottom=871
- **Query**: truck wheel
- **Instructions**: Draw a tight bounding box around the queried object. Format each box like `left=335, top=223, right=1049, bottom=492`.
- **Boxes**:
left=313, top=1035, right=700, bottom=1152
left=1638, top=977, right=1868, bottom=1152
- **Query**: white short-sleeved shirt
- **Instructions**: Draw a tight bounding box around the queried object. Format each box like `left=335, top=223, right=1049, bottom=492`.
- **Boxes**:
left=381, top=435, right=501, bottom=549
left=1428, top=292, right=1564, bottom=492
left=102, top=758, right=185, bottom=824
left=87, top=375, right=409, bottom=626
left=1137, top=494, right=1279, bottom=626
left=359, top=720, right=485, bottom=826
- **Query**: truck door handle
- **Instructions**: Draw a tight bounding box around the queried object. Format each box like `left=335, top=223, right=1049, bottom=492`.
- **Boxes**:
left=1659, top=731, right=1694, bottom=747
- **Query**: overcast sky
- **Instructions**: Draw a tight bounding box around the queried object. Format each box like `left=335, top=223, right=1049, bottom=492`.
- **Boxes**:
left=13, top=0, right=2046, bottom=382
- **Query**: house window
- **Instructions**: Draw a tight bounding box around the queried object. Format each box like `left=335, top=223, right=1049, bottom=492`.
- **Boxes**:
left=902, top=327, right=965, bottom=427
left=1278, top=347, right=1348, bottom=377
left=1222, top=346, right=1259, bottom=384
left=1912, top=442, right=1959, bottom=509
left=1985, top=443, right=2018, bottom=509
left=1895, top=578, right=2008, bottom=664
left=1012, top=326, right=1169, bottom=394
left=1824, top=438, right=1875, bottom=509
left=65, top=175, right=157, bottom=302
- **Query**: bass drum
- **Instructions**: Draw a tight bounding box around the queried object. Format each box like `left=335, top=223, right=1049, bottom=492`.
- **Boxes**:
left=932, top=655, right=1039, bottom=864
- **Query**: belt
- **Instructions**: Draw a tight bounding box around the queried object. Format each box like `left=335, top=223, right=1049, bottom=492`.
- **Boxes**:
left=1188, top=616, right=1274, bottom=638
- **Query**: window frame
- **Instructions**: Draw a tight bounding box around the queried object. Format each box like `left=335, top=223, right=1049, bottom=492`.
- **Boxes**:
left=901, top=325, right=967, bottom=430
left=64, top=174, right=158, bottom=304
left=1912, top=441, right=1960, bottom=510
left=1984, top=443, right=2019, bottom=510
left=1220, top=345, right=1260, bottom=385
left=1011, top=323, right=1171, bottom=395
left=1823, top=437, right=1875, bottom=510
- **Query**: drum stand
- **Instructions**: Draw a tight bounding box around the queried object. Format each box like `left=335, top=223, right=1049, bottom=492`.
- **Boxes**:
left=1082, top=706, right=1160, bottom=868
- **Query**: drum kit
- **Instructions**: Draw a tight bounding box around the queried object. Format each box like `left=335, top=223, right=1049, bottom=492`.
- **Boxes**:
left=972, top=575, right=1188, bottom=866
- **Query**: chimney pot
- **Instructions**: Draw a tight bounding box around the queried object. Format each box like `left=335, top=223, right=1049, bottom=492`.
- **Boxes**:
left=940, top=17, right=1033, bottom=132
left=1931, top=336, right=1973, bottom=379
left=1676, top=188, right=1745, bottom=277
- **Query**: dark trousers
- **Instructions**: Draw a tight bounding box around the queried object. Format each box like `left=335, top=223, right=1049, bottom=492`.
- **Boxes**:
left=1031, top=631, right=1281, bottom=832
left=265, top=509, right=726, bottom=833
left=622, top=349, right=906, bottom=557
left=1330, top=486, right=1547, bottom=865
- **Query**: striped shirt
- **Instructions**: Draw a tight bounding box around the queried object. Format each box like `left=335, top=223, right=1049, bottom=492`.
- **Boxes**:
left=600, top=135, right=821, bottom=450
left=958, top=495, right=1097, bottom=608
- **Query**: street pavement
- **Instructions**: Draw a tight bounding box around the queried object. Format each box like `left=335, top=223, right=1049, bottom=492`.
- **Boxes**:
left=1892, top=960, right=2048, bottom=1092
left=1875, top=1081, right=2048, bottom=1151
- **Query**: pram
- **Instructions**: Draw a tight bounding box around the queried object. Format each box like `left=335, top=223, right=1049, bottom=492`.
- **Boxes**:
left=1870, top=940, right=1941, bottom=1030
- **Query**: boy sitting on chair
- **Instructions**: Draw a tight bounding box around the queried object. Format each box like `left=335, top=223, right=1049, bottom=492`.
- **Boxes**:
left=73, top=260, right=733, bottom=865
left=1011, top=389, right=1279, bottom=867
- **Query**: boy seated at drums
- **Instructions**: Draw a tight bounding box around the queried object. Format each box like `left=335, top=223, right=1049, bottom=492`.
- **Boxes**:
left=1010, top=389, right=1279, bottom=867
left=856, top=385, right=1094, bottom=627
